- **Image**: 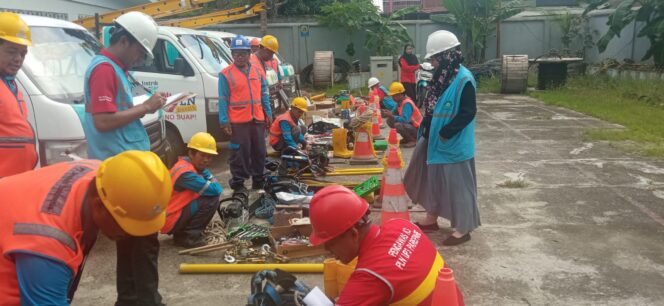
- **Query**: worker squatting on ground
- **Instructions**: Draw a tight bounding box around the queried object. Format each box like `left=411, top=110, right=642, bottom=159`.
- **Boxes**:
left=250, top=34, right=282, bottom=83
left=219, top=35, right=271, bottom=191
left=367, top=77, right=397, bottom=112
left=382, top=82, right=423, bottom=148
left=161, top=132, right=222, bottom=248
left=82, top=12, right=168, bottom=305
left=250, top=37, right=260, bottom=54
left=0, top=151, right=172, bottom=305
left=269, top=97, right=309, bottom=153
left=0, top=13, right=38, bottom=178
left=309, top=185, right=464, bottom=305
left=405, top=30, right=481, bottom=246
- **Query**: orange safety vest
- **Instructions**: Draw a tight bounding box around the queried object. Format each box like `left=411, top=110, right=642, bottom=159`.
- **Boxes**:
left=349, top=219, right=445, bottom=305
left=399, top=98, right=423, bottom=128
left=0, top=160, right=101, bottom=304
left=161, top=158, right=201, bottom=234
left=268, top=112, right=297, bottom=146
left=220, top=64, right=266, bottom=123
left=250, top=53, right=279, bottom=78
left=0, top=80, right=38, bottom=177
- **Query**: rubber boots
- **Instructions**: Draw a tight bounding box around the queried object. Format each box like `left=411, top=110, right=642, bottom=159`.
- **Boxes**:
left=332, top=128, right=353, bottom=158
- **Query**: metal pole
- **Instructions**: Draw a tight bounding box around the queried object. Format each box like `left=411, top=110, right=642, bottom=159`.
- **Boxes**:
left=94, top=13, right=100, bottom=41
left=496, top=1, right=501, bottom=59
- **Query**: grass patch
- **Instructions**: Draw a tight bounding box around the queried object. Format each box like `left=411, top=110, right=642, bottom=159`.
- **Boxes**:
left=476, top=72, right=538, bottom=94
left=529, top=75, right=664, bottom=157
left=497, top=179, right=529, bottom=188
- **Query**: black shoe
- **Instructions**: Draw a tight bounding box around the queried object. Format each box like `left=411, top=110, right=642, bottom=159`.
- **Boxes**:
left=174, top=236, right=206, bottom=248
left=414, top=222, right=440, bottom=232
left=232, top=184, right=247, bottom=192
left=442, top=233, right=471, bottom=246
left=251, top=181, right=265, bottom=190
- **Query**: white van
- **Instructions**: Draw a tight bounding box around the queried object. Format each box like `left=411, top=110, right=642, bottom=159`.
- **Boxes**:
left=17, top=15, right=169, bottom=167
left=127, top=26, right=279, bottom=155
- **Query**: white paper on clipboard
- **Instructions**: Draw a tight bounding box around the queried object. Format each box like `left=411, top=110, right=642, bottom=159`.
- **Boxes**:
left=133, top=92, right=197, bottom=111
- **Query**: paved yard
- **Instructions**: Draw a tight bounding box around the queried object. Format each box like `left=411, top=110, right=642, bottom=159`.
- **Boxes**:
left=74, top=94, right=664, bottom=305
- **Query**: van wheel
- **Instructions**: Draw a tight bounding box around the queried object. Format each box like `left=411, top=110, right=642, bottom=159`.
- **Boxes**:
left=165, top=125, right=185, bottom=166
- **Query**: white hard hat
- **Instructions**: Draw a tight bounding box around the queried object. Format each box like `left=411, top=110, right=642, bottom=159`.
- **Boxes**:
left=367, top=77, right=380, bottom=88
left=424, top=30, right=460, bottom=60
left=114, top=11, right=159, bottom=59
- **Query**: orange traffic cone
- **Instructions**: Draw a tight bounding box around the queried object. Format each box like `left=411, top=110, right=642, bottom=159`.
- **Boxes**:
left=387, top=128, right=399, bottom=146
left=380, top=147, right=411, bottom=223
left=350, top=121, right=377, bottom=164
left=432, top=267, right=462, bottom=306
left=374, top=100, right=386, bottom=128
left=381, top=128, right=404, bottom=168
left=372, top=108, right=385, bottom=140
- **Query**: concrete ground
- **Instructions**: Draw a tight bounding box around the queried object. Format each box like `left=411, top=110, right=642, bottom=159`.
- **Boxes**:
left=74, top=94, right=664, bottom=305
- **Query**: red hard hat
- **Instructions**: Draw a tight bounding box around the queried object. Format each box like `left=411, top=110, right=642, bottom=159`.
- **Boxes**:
left=309, top=185, right=369, bottom=246
left=250, top=37, right=260, bottom=46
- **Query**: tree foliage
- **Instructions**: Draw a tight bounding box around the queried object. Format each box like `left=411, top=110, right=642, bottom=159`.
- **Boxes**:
left=277, top=0, right=336, bottom=16
left=317, top=0, right=417, bottom=56
left=431, top=0, right=523, bottom=64
left=584, top=0, right=664, bottom=66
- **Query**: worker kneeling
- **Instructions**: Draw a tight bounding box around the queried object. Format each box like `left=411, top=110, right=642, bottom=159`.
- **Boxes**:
left=0, top=151, right=171, bottom=304
left=382, top=82, right=423, bottom=148
left=161, top=132, right=222, bottom=248
left=309, top=185, right=462, bottom=305
left=269, top=97, right=308, bottom=153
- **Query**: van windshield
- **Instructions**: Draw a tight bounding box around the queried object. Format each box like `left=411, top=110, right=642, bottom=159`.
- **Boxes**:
left=21, top=26, right=100, bottom=104
left=178, top=34, right=229, bottom=74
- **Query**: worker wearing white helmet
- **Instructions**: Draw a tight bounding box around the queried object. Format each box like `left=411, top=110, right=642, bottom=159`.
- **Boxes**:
left=81, top=11, right=167, bottom=305
left=367, top=77, right=397, bottom=112
left=404, top=30, right=481, bottom=246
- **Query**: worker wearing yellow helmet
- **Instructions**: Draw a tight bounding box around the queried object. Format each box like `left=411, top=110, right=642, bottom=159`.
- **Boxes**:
left=0, top=12, right=38, bottom=177
left=161, top=132, right=222, bottom=248
left=381, top=82, right=423, bottom=148
left=0, top=151, right=172, bottom=304
left=268, top=97, right=309, bottom=152
left=250, top=34, right=282, bottom=81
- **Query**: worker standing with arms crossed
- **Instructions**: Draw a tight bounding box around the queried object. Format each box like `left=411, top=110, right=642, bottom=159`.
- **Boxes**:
left=219, top=35, right=271, bottom=191
left=0, top=151, right=171, bottom=305
left=308, top=185, right=464, bottom=305
left=268, top=97, right=308, bottom=153
left=81, top=11, right=168, bottom=306
left=0, top=13, right=38, bottom=178
left=161, top=132, right=222, bottom=248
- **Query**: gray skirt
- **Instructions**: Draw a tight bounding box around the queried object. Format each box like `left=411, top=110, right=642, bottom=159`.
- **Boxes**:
left=404, top=138, right=481, bottom=234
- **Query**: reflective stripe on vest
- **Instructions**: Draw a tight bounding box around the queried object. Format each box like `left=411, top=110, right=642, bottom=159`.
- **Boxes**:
left=161, top=158, right=200, bottom=234
left=399, top=98, right=423, bottom=128
left=221, top=64, right=265, bottom=123
left=0, top=80, right=38, bottom=177
left=268, top=112, right=296, bottom=146
left=13, top=223, right=77, bottom=252
left=41, top=165, right=93, bottom=215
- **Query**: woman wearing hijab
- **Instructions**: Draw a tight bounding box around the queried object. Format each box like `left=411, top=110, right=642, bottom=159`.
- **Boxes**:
left=403, top=30, right=481, bottom=246
left=398, top=44, right=419, bottom=100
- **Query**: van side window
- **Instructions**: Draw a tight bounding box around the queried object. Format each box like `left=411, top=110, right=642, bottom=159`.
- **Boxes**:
left=132, top=39, right=190, bottom=75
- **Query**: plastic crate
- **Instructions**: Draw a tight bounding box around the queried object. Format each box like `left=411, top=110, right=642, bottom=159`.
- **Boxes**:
left=352, top=176, right=381, bottom=198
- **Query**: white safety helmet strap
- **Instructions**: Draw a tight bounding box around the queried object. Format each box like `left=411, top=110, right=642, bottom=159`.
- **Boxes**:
left=114, top=11, right=159, bottom=59
left=424, top=30, right=461, bottom=60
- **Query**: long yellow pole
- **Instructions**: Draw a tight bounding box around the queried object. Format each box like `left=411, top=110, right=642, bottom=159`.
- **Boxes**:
left=179, top=263, right=324, bottom=274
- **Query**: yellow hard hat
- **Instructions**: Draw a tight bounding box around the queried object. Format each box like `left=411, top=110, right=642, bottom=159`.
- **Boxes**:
left=187, top=132, right=218, bottom=155
left=291, top=97, right=308, bottom=112
left=96, top=151, right=172, bottom=237
left=388, top=82, right=406, bottom=96
left=0, top=12, right=32, bottom=46
left=261, top=35, right=279, bottom=54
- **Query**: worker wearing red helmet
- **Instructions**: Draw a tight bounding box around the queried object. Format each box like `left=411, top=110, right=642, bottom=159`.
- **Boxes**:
left=250, top=37, right=260, bottom=54
left=309, top=185, right=464, bottom=305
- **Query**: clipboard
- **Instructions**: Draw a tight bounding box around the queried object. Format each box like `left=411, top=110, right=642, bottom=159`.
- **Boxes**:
left=133, top=92, right=197, bottom=112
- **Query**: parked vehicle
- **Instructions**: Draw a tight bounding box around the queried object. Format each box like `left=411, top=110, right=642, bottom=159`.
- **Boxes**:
left=17, top=15, right=169, bottom=167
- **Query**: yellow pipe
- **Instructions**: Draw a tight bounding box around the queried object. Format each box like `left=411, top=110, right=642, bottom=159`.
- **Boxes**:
left=179, top=263, right=324, bottom=274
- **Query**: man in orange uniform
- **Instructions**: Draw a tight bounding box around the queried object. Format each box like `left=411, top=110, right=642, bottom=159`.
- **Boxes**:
left=0, top=151, right=172, bottom=305
left=250, top=37, right=261, bottom=54
left=268, top=97, right=308, bottom=153
left=309, top=185, right=464, bottom=305
left=0, top=12, right=38, bottom=177
left=219, top=35, right=271, bottom=191
left=381, top=82, right=423, bottom=148
left=162, top=132, right=222, bottom=248
left=250, top=35, right=281, bottom=82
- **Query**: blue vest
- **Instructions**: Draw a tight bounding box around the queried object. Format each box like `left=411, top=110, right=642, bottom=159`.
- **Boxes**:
left=379, top=85, right=397, bottom=112
left=427, top=65, right=476, bottom=165
left=82, top=55, right=149, bottom=160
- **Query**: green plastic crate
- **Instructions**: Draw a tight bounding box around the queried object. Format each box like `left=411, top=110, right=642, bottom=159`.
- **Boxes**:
left=353, top=176, right=381, bottom=198
left=373, top=140, right=388, bottom=151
